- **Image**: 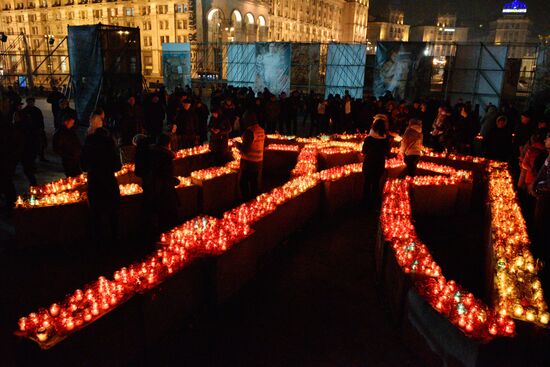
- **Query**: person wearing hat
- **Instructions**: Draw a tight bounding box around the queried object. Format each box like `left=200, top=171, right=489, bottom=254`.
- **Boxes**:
left=237, top=110, right=265, bottom=201
left=53, top=112, right=82, bottom=177
left=400, top=119, right=423, bottom=177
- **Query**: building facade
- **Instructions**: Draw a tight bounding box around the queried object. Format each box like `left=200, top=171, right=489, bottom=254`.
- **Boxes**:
left=488, top=0, right=533, bottom=59
left=366, top=7, right=409, bottom=53
left=409, top=14, right=468, bottom=57
left=0, top=0, right=369, bottom=83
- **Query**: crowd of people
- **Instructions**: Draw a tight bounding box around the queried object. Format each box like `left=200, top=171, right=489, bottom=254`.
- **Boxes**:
left=0, top=84, right=549, bottom=245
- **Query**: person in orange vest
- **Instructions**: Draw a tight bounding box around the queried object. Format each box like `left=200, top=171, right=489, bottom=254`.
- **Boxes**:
left=237, top=111, right=266, bottom=201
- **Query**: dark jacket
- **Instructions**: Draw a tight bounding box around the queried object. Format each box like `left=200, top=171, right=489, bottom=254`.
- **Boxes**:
left=485, top=127, right=513, bottom=162
left=53, top=126, right=82, bottom=176
left=535, top=154, right=550, bottom=195
left=175, top=107, right=199, bottom=137
left=120, top=103, right=145, bottom=145
left=362, top=135, right=391, bottom=172
left=80, top=128, right=122, bottom=206
left=54, top=106, right=77, bottom=130
left=144, top=101, right=165, bottom=136
left=208, top=115, right=232, bottom=154
left=47, top=90, right=64, bottom=116
left=143, top=145, right=179, bottom=215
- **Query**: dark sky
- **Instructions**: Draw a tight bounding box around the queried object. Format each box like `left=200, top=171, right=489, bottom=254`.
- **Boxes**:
left=371, top=0, right=550, bottom=35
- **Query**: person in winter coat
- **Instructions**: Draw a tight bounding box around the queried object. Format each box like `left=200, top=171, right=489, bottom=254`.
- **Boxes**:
left=173, top=98, right=199, bottom=149
left=0, top=110, right=18, bottom=210
left=208, top=107, right=232, bottom=165
left=23, top=97, right=48, bottom=162
left=195, top=99, right=210, bottom=144
left=143, top=95, right=166, bottom=139
left=362, top=117, right=391, bottom=210
left=522, top=132, right=547, bottom=195
left=264, top=95, right=280, bottom=134
left=484, top=116, right=513, bottom=162
left=400, top=119, right=423, bottom=177
left=80, top=127, right=122, bottom=243
left=237, top=111, right=265, bottom=201
left=430, top=106, right=452, bottom=152
left=143, top=133, right=180, bottom=235
left=119, top=96, right=145, bottom=145
left=53, top=112, right=82, bottom=177
left=55, top=98, right=77, bottom=131
left=13, top=104, right=38, bottom=186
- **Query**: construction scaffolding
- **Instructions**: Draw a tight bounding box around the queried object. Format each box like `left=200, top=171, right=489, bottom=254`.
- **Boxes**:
left=0, top=35, right=545, bottom=106
left=0, top=33, right=70, bottom=90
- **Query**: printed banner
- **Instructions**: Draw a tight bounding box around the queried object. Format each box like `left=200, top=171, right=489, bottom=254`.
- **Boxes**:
left=162, top=43, right=192, bottom=94
left=255, top=42, right=291, bottom=95
left=374, top=42, right=429, bottom=101
left=291, top=43, right=321, bottom=89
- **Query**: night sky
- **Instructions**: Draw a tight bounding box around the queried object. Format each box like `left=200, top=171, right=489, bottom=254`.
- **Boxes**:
left=371, top=0, right=550, bottom=35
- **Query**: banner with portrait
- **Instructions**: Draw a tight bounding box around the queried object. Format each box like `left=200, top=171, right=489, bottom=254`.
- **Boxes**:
left=162, top=43, right=192, bottom=94
left=374, top=42, right=429, bottom=101
left=291, top=43, right=321, bottom=90
left=227, top=43, right=256, bottom=89
left=325, top=44, right=366, bottom=99
left=255, top=42, right=291, bottom=95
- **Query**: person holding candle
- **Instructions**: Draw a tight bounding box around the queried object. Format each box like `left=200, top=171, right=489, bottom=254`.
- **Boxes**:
left=362, top=117, right=391, bottom=210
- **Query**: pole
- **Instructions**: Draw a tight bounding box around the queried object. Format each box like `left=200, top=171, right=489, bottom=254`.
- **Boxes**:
left=22, top=33, right=34, bottom=92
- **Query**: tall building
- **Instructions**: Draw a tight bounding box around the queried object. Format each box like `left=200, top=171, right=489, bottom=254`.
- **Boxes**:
left=366, top=7, right=410, bottom=52
left=488, top=0, right=533, bottom=58
left=0, top=0, right=369, bottom=83
left=409, top=14, right=469, bottom=56
left=266, top=0, right=368, bottom=43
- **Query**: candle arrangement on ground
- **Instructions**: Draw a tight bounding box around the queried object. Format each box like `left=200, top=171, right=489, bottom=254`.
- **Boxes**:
left=190, top=167, right=235, bottom=181
left=487, top=162, right=549, bottom=327
left=381, top=176, right=515, bottom=340
left=29, top=174, right=87, bottom=196
left=14, top=134, right=549, bottom=351
left=118, top=184, right=143, bottom=196
left=174, top=144, right=210, bottom=159
left=265, top=144, right=300, bottom=152
left=15, top=191, right=87, bottom=209
left=176, top=177, right=194, bottom=188
left=291, top=145, right=318, bottom=177
left=266, top=133, right=296, bottom=141
left=17, top=214, right=252, bottom=347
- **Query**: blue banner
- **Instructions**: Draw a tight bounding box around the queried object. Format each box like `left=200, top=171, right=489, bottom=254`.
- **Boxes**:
left=325, top=44, right=366, bottom=99
left=162, top=43, right=192, bottom=94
